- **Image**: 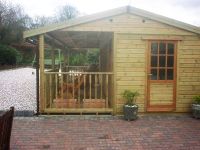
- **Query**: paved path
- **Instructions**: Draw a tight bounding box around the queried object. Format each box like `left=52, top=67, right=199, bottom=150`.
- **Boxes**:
left=11, top=115, right=200, bottom=150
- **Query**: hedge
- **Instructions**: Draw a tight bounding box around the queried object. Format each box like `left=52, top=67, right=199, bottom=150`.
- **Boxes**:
left=0, top=44, right=22, bottom=65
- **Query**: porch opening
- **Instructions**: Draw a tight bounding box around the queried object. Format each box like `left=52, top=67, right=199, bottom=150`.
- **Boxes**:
left=42, top=31, right=114, bottom=114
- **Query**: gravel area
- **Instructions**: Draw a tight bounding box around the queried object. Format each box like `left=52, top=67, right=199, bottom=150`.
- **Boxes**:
left=0, top=67, right=36, bottom=112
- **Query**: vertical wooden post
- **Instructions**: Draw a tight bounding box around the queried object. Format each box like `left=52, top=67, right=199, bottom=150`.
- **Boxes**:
left=61, top=74, right=64, bottom=100
left=63, top=49, right=68, bottom=72
left=78, top=75, right=81, bottom=105
left=106, top=74, right=109, bottom=108
left=51, top=46, right=55, bottom=70
left=66, top=75, right=68, bottom=98
left=100, top=74, right=103, bottom=100
left=39, top=34, right=45, bottom=112
left=113, top=33, right=116, bottom=114
left=73, top=75, right=75, bottom=99
left=89, top=74, right=92, bottom=99
left=55, top=74, right=58, bottom=99
left=84, top=75, right=86, bottom=100
left=95, top=74, right=97, bottom=99
left=49, top=74, right=52, bottom=108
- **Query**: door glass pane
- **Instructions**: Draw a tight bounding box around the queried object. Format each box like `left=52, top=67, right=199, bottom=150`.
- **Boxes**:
left=168, top=43, right=174, bottom=54
left=159, top=69, right=165, bottom=80
left=159, top=43, right=166, bottom=54
left=159, top=56, right=166, bottom=67
left=151, top=43, right=158, bottom=54
left=151, top=56, right=157, bottom=67
left=151, top=69, right=157, bottom=80
left=167, top=56, right=174, bottom=67
left=167, top=69, right=173, bottom=80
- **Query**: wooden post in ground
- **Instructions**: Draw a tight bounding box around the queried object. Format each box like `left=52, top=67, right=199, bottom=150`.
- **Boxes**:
left=51, top=46, right=55, bottom=70
left=39, top=34, right=45, bottom=113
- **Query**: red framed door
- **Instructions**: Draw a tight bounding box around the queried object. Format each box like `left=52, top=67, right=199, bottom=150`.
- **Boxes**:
left=147, top=41, right=177, bottom=112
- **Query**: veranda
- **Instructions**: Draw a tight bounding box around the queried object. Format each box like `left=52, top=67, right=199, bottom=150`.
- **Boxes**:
left=38, top=31, right=114, bottom=114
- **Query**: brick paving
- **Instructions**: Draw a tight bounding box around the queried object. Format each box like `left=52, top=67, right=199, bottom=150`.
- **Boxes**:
left=11, top=114, right=200, bottom=150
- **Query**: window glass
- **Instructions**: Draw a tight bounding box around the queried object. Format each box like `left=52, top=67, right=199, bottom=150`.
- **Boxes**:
left=167, top=69, right=173, bottom=80
left=159, top=56, right=166, bottom=67
left=159, top=43, right=166, bottom=54
left=151, top=56, right=157, bottom=67
left=159, top=69, right=165, bottom=80
left=151, top=43, right=158, bottom=54
left=150, top=42, right=175, bottom=81
left=167, top=56, right=174, bottom=67
left=168, top=43, right=174, bottom=54
left=151, top=69, right=157, bottom=80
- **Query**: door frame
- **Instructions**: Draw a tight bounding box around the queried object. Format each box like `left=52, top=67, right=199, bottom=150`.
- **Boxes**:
left=146, top=40, right=177, bottom=112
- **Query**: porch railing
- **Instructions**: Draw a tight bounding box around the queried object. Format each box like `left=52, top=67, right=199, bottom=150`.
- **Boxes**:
left=44, top=71, right=113, bottom=111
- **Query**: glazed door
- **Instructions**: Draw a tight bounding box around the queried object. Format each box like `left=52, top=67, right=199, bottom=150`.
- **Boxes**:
left=147, top=41, right=177, bottom=112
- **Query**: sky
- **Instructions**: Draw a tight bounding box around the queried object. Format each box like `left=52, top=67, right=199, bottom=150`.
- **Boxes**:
left=10, top=0, right=200, bottom=26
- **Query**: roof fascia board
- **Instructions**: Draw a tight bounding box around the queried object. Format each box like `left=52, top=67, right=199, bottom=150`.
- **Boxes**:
left=129, top=7, right=200, bottom=34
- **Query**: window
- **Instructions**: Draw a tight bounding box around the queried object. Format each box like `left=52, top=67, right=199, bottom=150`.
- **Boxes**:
left=150, top=41, right=175, bottom=80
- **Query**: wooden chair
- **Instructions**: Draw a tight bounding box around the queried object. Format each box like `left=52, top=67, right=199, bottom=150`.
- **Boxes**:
left=0, top=107, right=14, bottom=150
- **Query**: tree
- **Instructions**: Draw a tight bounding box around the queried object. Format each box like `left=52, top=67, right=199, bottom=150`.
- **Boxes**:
left=56, top=5, right=79, bottom=22
left=30, top=5, right=79, bottom=28
left=0, top=44, right=22, bottom=65
left=0, top=0, right=29, bottom=44
left=30, top=16, right=56, bottom=28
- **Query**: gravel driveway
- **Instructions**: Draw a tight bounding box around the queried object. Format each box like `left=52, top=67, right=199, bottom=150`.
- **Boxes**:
left=0, top=67, right=36, bottom=112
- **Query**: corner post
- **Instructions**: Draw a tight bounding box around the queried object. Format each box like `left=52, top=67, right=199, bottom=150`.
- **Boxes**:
left=39, top=34, right=45, bottom=113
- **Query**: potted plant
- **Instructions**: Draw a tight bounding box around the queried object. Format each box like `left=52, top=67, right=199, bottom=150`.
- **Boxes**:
left=122, top=90, right=139, bottom=121
left=191, top=95, right=200, bottom=119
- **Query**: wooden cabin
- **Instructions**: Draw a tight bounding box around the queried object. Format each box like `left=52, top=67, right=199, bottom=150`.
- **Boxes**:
left=23, top=6, right=200, bottom=114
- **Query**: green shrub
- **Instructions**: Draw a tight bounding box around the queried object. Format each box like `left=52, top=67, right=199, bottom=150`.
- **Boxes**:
left=0, top=44, right=22, bottom=65
left=69, top=53, right=87, bottom=66
left=87, top=49, right=99, bottom=65
left=122, top=90, right=139, bottom=106
left=20, top=48, right=35, bottom=64
left=193, top=96, right=200, bottom=104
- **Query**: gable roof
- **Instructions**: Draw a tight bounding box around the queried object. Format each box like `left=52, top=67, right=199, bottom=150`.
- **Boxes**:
left=24, top=6, right=200, bottom=38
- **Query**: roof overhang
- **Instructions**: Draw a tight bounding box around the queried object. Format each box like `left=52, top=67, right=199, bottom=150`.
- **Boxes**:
left=23, top=5, right=200, bottom=38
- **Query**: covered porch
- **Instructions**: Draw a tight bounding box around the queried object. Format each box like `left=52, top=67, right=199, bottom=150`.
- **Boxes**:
left=37, top=31, right=114, bottom=114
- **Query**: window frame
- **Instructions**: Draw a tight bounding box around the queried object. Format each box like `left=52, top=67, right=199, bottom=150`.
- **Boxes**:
left=149, top=41, right=177, bottom=81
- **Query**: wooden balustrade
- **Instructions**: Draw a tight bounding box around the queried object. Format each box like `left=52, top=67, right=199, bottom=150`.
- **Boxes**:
left=44, top=71, right=113, bottom=111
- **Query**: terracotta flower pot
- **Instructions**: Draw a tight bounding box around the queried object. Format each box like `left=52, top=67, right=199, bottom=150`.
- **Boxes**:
left=54, top=99, right=79, bottom=108
left=83, top=99, right=106, bottom=108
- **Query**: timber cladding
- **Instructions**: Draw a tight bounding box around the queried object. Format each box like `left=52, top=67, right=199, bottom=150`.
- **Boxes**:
left=177, top=36, right=200, bottom=112
left=63, top=14, right=195, bottom=36
left=108, top=15, right=199, bottom=113
left=115, top=34, right=146, bottom=113
left=64, top=13, right=200, bottom=113
left=114, top=34, right=200, bottom=113
left=24, top=6, right=200, bottom=114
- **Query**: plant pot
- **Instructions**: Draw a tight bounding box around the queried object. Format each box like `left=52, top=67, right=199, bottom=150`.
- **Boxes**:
left=192, top=104, right=200, bottom=119
left=54, top=99, right=79, bottom=108
left=123, top=105, right=138, bottom=121
left=82, top=99, right=106, bottom=108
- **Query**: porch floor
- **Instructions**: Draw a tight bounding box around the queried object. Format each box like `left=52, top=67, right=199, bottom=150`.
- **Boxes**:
left=11, top=114, right=200, bottom=150
left=44, top=108, right=113, bottom=114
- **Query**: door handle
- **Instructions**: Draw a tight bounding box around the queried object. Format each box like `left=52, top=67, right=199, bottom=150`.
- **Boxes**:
left=148, top=74, right=152, bottom=76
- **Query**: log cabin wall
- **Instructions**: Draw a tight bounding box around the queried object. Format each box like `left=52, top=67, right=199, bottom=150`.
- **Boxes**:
left=177, top=36, right=200, bottom=112
left=62, top=13, right=200, bottom=113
